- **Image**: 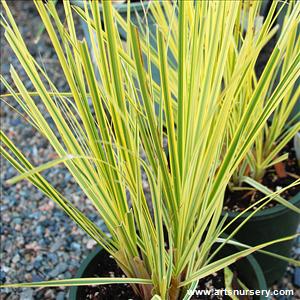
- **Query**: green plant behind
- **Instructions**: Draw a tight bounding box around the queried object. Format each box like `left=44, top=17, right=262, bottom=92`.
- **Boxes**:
left=149, top=0, right=300, bottom=195
left=0, top=1, right=299, bottom=299
left=229, top=1, right=300, bottom=187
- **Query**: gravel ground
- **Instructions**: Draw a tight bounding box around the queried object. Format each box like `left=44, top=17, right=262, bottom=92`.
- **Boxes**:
left=1, top=1, right=102, bottom=299
left=0, top=1, right=299, bottom=300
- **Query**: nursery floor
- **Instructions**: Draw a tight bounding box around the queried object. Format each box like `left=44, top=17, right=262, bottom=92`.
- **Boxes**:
left=0, top=1, right=299, bottom=300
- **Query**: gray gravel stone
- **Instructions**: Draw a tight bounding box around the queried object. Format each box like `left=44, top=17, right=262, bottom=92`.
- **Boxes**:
left=70, top=242, right=81, bottom=251
left=19, top=289, right=33, bottom=300
left=48, top=263, right=68, bottom=278
left=294, top=267, right=300, bottom=287
left=12, top=254, right=20, bottom=264
left=50, top=240, right=64, bottom=252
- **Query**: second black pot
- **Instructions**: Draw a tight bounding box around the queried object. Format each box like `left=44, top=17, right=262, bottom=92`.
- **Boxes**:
left=222, top=192, right=300, bottom=286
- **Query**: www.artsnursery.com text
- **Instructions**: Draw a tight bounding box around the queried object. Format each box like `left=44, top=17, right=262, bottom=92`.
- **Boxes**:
left=187, top=288, right=294, bottom=298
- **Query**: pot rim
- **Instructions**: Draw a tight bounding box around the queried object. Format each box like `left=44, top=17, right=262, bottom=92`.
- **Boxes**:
left=68, top=245, right=103, bottom=300
left=222, top=192, right=300, bottom=221
left=69, top=245, right=267, bottom=300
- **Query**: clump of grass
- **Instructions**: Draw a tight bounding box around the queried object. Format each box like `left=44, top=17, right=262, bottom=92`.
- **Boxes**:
left=0, top=1, right=299, bottom=299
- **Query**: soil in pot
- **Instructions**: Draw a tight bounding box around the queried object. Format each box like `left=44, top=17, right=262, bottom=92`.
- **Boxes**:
left=224, top=141, right=299, bottom=212
left=77, top=249, right=252, bottom=300
left=77, top=249, right=138, bottom=300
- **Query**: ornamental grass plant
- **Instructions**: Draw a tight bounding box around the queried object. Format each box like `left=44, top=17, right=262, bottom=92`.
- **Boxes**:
left=0, top=1, right=299, bottom=299
left=149, top=0, right=300, bottom=204
left=227, top=1, right=300, bottom=190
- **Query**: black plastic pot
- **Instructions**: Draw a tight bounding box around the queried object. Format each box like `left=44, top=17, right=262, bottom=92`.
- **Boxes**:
left=70, top=0, right=162, bottom=96
left=70, top=0, right=157, bottom=40
left=69, top=245, right=267, bottom=300
left=222, top=192, right=300, bottom=287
